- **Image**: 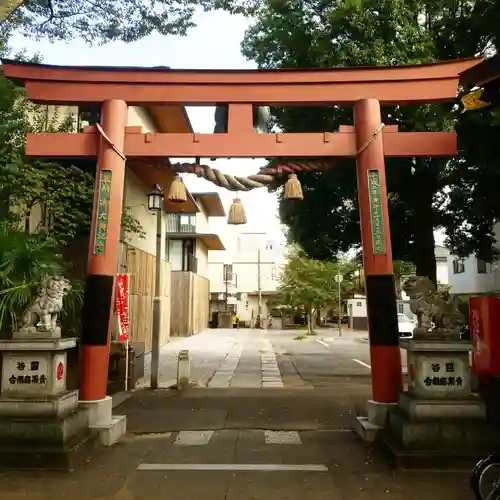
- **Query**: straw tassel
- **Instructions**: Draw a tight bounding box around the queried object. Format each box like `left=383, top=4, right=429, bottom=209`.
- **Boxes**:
left=284, top=173, right=303, bottom=200
left=227, top=197, right=247, bottom=225
left=168, top=175, right=187, bottom=203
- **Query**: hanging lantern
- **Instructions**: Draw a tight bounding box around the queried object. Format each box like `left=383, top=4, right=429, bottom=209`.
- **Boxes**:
left=168, top=175, right=187, bottom=203
left=284, top=173, right=303, bottom=200
left=227, top=197, right=247, bottom=225
left=147, top=185, right=164, bottom=211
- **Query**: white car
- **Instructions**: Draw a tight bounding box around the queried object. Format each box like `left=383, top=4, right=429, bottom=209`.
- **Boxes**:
left=397, top=313, right=415, bottom=337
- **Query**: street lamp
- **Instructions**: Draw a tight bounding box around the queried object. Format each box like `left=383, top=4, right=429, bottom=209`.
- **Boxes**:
left=147, top=185, right=164, bottom=389
left=147, top=185, right=164, bottom=211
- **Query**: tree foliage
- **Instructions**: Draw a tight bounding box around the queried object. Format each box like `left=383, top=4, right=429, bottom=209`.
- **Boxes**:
left=241, top=0, right=500, bottom=284
left=275, top=247, right=362, bottom=332
left=0, top=38, right=144, bottom=335
left=2, top=0, right=260, bottom=44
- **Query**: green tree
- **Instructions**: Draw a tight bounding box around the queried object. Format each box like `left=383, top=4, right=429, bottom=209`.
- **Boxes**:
left=0, top=37, right=144, bottom=334
left=276, top=247, right=359, bottom=333
left=1, top=0, right=260, bottom=44
left=241, top=0, right=500, bottom=285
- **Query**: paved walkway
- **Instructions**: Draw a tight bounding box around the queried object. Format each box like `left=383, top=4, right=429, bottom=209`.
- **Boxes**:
left=0, top=329, right=474, bottom=498
left=141, top=329, right=314, bottom=389
left=0, top=387, right=473, bottom=499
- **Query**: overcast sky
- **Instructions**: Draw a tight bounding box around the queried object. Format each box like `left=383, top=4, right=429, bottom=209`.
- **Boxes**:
left=9, top=7, right=445, bottom=249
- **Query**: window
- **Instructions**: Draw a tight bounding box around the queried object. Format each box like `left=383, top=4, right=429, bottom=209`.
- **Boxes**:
left=477, top=259, right=488, bottom=274
left=398, top=304, right=404, bottom=314
left=165, top=213, right=196, bottom=233
left=452, top=259, right=465, bottom=274
left=356, top=301, right=362, bottom=307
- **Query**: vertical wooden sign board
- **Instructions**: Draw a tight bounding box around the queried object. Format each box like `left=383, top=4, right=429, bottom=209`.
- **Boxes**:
left=367, top=169, right=386, bottom=255
left=93, top=170, right=112, bottom=255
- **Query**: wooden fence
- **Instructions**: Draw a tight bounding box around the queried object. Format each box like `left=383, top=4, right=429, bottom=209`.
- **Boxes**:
left=119, top=244, right=171, bottom=352
left=170, top=271, right=209, bottom=336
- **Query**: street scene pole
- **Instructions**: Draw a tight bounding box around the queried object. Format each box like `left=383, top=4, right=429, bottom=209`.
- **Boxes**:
left=151, top=207, right=163, bottom=389
left=257, top=248, right=262, bottom=317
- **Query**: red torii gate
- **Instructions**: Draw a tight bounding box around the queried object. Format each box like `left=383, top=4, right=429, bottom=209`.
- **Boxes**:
left=1, top=57, right=480, bottom=412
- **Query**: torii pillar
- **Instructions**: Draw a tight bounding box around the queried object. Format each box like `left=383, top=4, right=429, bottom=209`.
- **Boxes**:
left=354, top=99, right=403, bottom=428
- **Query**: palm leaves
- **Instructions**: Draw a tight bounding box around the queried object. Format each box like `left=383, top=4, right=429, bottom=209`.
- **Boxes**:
left=0, top=223, right=82, bottom=337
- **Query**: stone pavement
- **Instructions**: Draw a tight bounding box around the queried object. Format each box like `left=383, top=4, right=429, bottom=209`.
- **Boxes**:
left=0, top=386, right=473, bottom=499
left=141, top=329, right=313, bottom=389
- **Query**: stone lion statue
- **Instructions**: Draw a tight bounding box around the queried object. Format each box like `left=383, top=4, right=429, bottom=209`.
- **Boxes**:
left=20, top=276, right=72, bottom=334
left=402, top=276, right=465, bottom=340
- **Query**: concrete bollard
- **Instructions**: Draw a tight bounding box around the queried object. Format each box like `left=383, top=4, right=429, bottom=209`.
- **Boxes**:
left=177, top=350, right=191, bottom=390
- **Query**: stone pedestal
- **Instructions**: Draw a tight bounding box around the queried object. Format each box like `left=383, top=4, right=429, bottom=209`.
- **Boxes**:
left=380, top=338, right=500, bottom=468
left=0, top=337, right=96, bottom=470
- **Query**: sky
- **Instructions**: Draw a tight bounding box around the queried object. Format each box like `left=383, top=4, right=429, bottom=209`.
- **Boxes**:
left=8, top=7, right=445, bottom=250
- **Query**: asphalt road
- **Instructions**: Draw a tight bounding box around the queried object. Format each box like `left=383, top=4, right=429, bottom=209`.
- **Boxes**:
left=140, top=328, right=408, bottom=389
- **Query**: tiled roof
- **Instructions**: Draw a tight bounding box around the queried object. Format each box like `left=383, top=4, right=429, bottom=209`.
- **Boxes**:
left=434, top=245, right=450, bottom=259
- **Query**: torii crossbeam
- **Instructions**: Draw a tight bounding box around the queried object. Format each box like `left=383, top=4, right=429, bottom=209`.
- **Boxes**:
left=1, top=57, right=482, bottom=417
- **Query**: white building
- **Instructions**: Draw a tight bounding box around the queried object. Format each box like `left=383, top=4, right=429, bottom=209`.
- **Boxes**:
left=448, top=249, right=498, bottom=295
left=435, top=245, right=450, bottom=285
left=446, top=224, right=500, bottom=294
left=207, top=232, right=287, bottom=325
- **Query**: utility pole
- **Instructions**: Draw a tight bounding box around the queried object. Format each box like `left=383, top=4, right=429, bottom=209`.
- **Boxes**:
left=334, top=262, right=343, bottom=337
left=223, top=264, right=229, bottom=310
left=257, top=248, right=262, bottom=316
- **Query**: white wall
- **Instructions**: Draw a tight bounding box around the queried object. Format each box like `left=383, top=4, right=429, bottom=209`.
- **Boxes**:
left=127, top=106, right=157, bottom=133
left=447, top=254, right=496, bottom=294
left=195, top=210, right=210, bottom=233
left=124, top=169, right=166, bottom=258
left=436, top=259, right=449, bottom=285
left=347, top=298, right=367, bottom=318
left=196, top=242, right=209, bottom=278
left=208, top=232, right=286, bottom=296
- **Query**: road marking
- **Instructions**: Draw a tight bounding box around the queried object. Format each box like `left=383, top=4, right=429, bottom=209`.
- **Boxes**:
left=264, top=431, right=302, bottom=444
left=174, top=431, right=214, bottom=445
left=352, top=358, right=371, bottom=369
left=315, top=339, right=329, bottom=348
left=137, top=463, right=328, bottom=471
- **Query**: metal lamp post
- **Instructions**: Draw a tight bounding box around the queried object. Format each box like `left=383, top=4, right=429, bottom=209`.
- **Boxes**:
left=147, top=185, right=164, bottom=389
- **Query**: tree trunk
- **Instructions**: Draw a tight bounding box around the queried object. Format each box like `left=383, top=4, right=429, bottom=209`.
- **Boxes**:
left=411, top=169, right=437, bottom=287
left=394, top=276, right=403, bottom=300
left=306, top=307, right=312, bottom=334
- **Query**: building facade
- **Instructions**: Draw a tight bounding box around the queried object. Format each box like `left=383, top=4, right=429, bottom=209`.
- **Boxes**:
left=208, top=232, right=286, bottom=326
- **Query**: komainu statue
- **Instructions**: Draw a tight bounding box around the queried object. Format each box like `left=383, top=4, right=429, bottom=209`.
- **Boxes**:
left=20, top=276, right=72, bottom=334
left=402, top=276, right=465, bottom=340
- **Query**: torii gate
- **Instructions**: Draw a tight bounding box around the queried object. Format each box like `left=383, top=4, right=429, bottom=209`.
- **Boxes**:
left=1, top=57, right=480, bottom=413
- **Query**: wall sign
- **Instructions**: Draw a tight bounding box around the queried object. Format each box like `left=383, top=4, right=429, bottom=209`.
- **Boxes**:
left=8, top=358, right=48, bottom=385
left=93, top=170, right=112, bottom=255
left=367, top=169, right=386, bottom=255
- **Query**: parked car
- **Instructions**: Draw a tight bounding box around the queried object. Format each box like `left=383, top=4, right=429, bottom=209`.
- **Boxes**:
left=398, top=313, right=415, bottom=337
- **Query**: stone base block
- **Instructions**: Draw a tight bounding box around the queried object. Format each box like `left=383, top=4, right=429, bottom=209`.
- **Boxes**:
left=0, top=390, right=78, bottom=419
left=399, top=392, right=486, bottom=420
left=367, top=399, right=397, bottom=426
left=387, top=406, right=500, bottom=449
left=355, top=416, right=382, bottom=442
left=378, top=432, right=491, bottom=470
left=79, top=396, right=112, bottom=427
left=0, top=407, right=90, bottom=446
left=0, top=431, right=97, bottom=471
left=94, top=415, right=127, bottom=447
left=79, top=396, right=126, bottom=446
left=13, top=327, right=61, bottom=339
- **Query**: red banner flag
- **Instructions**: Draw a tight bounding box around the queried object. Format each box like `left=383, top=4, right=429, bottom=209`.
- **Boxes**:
left=116, top=274, right=129, bottom=341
